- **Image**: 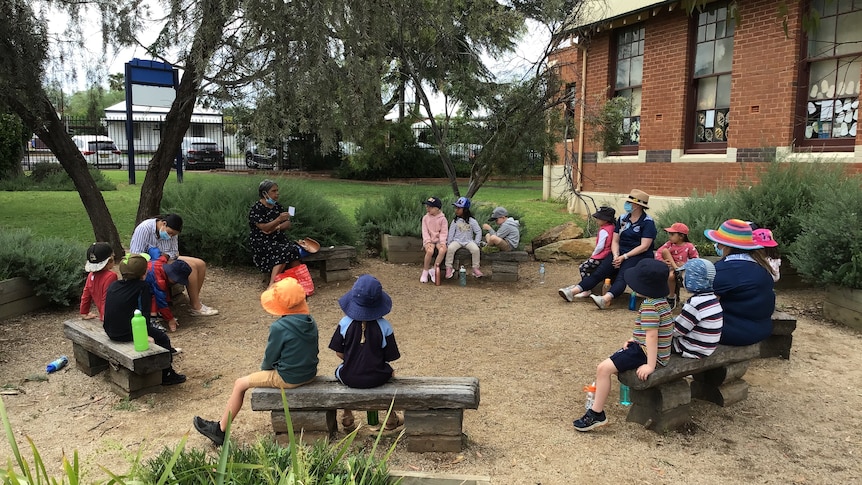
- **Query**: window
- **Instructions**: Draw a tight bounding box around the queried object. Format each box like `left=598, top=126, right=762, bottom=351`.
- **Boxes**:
left=691, top=3, right=734, bottom=148
left=133, top=122, right=142, bottom=140
left=799, top=0, right=861, bottom=148
left=614, top=25, right=644, bottom=151
left=191, top=123, right=205, bottom=137
left=564, top=82, right=577, bottom=140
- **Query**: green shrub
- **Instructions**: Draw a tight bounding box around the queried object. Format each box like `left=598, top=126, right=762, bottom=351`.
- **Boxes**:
left=0, top=113, right=25, bottom=180
left=654, top=190, right=738, bottom=256
left=29, top=161, right=65, bottom=182
left=0, top=163, right=116, bottom=191
left=160, top=178, right=359, bottom=267
left=788, top=175, right=862, bottom=289
left=0, top=228, right=86, bottom=306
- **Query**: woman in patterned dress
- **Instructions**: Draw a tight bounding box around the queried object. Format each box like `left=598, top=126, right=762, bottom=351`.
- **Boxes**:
left=249, top=179, right=304, bottom=284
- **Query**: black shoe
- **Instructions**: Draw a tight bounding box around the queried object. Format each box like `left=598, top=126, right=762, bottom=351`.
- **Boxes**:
left=667, top=297, right=677, bottom=310
left=194, top=416, right=225, bottom=446
left=573, top=409, right=608, bottom=432
left=162, top=368, right=186, bottom=386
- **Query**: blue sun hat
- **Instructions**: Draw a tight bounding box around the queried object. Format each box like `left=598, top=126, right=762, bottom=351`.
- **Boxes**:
left=678, top=258, right=716, bottom=293
left=339, top=274, right=392, bottom=321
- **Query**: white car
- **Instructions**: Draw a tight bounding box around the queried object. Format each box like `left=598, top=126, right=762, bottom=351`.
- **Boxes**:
left=71, top=135, right=122, bottom=169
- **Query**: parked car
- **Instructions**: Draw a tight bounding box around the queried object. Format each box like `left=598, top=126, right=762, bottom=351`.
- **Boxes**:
left=181, top=137, right=225, bottom=170
left=244, top=143, right=280, bottom=170
left=71, top=135, right=122, bottom=169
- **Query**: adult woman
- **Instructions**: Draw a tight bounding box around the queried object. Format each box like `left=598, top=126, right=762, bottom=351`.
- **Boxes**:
left=129, top=213, right=218, bottom=316
left=249, top=179, right=304, bottom=285
left=572, top=189, right=657, bottom=310
left=705, top=219, right=775, bottom=346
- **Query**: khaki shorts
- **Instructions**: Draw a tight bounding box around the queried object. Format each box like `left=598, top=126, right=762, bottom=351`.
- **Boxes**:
left=246, top=370, right=315, bottom=389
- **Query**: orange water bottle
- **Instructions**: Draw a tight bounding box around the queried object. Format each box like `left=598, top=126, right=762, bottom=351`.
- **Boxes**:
left=602, top=278, right=611, bottom=294
left=584, top=382, right=596, bottom=410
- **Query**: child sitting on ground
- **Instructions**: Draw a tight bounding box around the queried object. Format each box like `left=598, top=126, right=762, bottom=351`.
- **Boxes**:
left=654, top=222, right=699, bottom=308
left=445, top=197, right=484, bottom=279
left=573, top=259, right=673, bottom=432
left=329, top=274, right=403, bottom=432
left=102, top=253, right=186, bottom=386
left=420, top=196, right=448, bottom=284
left=194, top=277, right=319, bottom=446
left=559, top=206, right=616, bottom=301
left=672, top=258, right=723, bottom=359
left=80, top=242, right=117, bottom=320
left=752, top=227, right=781, bottom=282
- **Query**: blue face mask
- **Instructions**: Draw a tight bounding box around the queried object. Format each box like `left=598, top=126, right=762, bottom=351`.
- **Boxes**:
left=265, top=197, right=277, bottom=205
left=623, top=201, right=633, bottom=213
left=714, top=243, right=724, bottom=257
left=159, top=230, right=171, bottom=241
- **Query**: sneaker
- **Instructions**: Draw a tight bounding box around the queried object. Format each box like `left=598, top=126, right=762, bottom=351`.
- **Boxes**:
left=559, top=287, right=574, bottom=302
left=429, top=269, right=436, bottom=284
left=574, top=290, right=592, bottom=298
left=445, top=267, right=454, bottom=279
left=667, top=297, right=677, bottom=310
left=150, top=317, right=167, bottom=332
left=193, top=416, right=225, bottom=446
left=162, top=368, right=187, bottom=386
left=189, top=304, right=219, bottom=317
left=420, top=270, right=429, bottom=283
left=573, top=409, right=608, bottom=432
left=472, top=268, right=484, bottom=278
left=478, top=241, right=488, bottom=248
left=590, top=294, right=609, bottom=310
left=170, top=347, right=183, bottom=355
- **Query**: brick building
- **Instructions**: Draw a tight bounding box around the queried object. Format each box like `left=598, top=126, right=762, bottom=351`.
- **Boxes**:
left=545, top=0, right=861, bottom=215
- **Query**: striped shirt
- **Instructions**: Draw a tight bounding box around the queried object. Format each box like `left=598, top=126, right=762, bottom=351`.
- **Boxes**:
left=129, top=218, right=180, bottom=261
left=672, top=293, right=723, bottom=358
left=632, top=297, right=674, bottom=366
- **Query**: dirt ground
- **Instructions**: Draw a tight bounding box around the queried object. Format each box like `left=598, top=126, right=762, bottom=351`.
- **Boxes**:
left=1, top=256, right=861, bottom=484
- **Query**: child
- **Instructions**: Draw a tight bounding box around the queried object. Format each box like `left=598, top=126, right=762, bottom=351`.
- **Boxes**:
left=481, top=206, right=520, bottom=252
left=80, top=242, right=117, bottom=320
left=329, top=275, right=402, bottom=432
left=654, top=222, right=699, bottom=308
left=752, top=228, right=781, bottom=282
left=420, top=196, right=448, bottom=283
left=194, top=277, right=319, bottom=446
left=444, top=197, right=483, bottom=279
left=102, top=253, right=186, bottom=385
left=559, top=206, right=616, bottom=301
left=573, top=259, right=673, bottom=432
left=672, top=258, right=723, bottom=359
left=145, top=249, right=192, bottom=332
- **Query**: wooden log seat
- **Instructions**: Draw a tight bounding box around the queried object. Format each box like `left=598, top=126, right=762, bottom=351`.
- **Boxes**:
left=63, top=318, right=171, bottom=399
left=250, top=376, right=480, bottom=452
left=299, top=245, right=357, bottom=283
left=447, top=247, right=530, bottom=282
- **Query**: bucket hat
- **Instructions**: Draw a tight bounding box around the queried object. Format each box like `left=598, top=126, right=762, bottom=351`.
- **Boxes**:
left=261, top=277, right=309, bottom=316
left=625, top=189, right=650, bottom=209
left=164, top=259, right=192, bottom=286
left=85, top=242, right=113, bottom=272
left=592, top=206, right=616, bottom=222
left=678, top=258, right=716, bottom=293
left=664, top=222, right=689, bottom=235
left=624, top=259, right=670, bottom=299
left=297, top=237, right=321, bottom=254
left=338, top=274, right=392, bottom=321
left=752, top=228, right=778, bottom=248
left=704, top=219, right=763, bottom=250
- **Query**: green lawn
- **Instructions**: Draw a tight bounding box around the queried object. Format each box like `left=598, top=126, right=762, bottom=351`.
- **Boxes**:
left=0, top=170, right=576, bottom=246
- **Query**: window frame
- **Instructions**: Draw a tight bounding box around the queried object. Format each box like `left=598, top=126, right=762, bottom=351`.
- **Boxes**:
left=610, top=24, right=645, bottom=156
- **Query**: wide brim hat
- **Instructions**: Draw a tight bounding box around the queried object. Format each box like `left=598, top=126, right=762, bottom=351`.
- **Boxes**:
left=664, top=222, right=689, bottom=235
left=296, top=237, right=321, bottom=253
left=625, top=189, right=650, bottom=209
left=752, top=228, right=778, bottom=248
left=338, top=274, right=392, bottom=321
left=164, top=259, right=192, bottom=286
left=85, top=242, right=113, bottom=272
left=704, top=219, right=763, bottom=250
left=624, top=259, right=670, bottom=299
left=261, top=277, right=310, bottom=316
left=592, top=206, right=616, bottom=222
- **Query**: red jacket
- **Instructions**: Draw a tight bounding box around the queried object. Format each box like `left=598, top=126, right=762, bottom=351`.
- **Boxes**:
left=146, top=256, right=175, bottom=321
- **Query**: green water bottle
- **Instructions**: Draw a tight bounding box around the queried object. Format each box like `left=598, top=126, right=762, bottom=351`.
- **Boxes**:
left=131, top=309, right=149, bottom=351
left=367, top=411, right=379, bottom=426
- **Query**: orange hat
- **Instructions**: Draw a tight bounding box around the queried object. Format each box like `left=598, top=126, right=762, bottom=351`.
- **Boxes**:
left=260, top=277, right=309, bottom=316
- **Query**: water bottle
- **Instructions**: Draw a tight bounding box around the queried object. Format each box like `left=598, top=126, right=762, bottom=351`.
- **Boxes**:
left=131, top=309, right=149, bottom=351
left=629, top=291, right=638, bottom=311
left=539, top=263, right=546, bottom=284
left=367, top=411, right=379, bottom=426
left=602, top=278, right=611, bottom=294
left=459, top=265, right=467, bottom=287
left=584, top=382, right=596, bottom=411
left=46, top=356, right=68, bottom=373
left=620, top=383, right=632, bottom=406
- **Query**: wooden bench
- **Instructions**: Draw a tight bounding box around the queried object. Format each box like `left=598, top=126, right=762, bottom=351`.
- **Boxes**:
left=250, top=376, right=480, bottom=452
left=617, top=310, right=797, bottom=432
left=299, top=245, right=356, bottom=283
left=63, top=318, right=171, bottom=399
left=448, top=247, right=530, bottom=282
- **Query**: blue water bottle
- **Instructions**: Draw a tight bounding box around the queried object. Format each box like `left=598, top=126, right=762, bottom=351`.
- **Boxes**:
left=619, top=383, right=632, bottom=406
left=629, top=291, right=638, bottom=311
left=46, top=356, right=68, bottom=373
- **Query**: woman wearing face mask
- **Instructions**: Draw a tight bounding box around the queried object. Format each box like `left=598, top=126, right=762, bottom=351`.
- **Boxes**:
left=562, top=189, right=657, bottom=309
left=704, top=219, right=774, bottom=346
left=130, top=213, right=219, bottom=316
left=249, top=179, right=305, bottom=285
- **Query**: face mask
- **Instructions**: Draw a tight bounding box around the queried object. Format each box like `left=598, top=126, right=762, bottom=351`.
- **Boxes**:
left=265, top=197, right=277, bottom=205
left=714, top=243, right=724, bottom=257
left=159, top=230, right=171, bottom=241
left=623, top=201, right=633, bottom=213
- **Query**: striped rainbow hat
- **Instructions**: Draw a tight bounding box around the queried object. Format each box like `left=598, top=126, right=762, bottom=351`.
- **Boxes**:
left=704, top=219, right=763, bottom=250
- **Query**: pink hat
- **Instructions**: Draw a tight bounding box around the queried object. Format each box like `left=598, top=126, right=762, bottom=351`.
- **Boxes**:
left=752, top=228, right=778, bottom=248
left=663, top=222, right=689, bottom=235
